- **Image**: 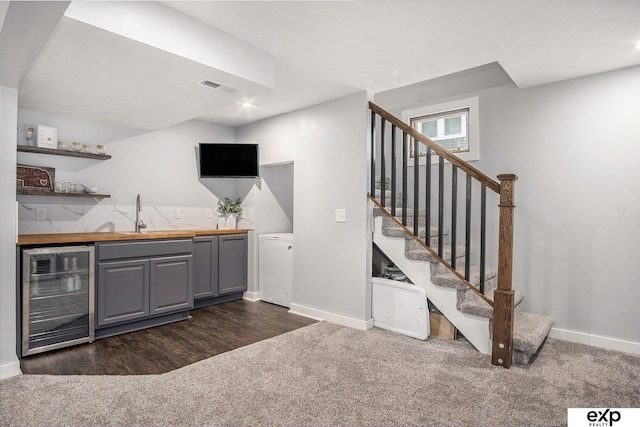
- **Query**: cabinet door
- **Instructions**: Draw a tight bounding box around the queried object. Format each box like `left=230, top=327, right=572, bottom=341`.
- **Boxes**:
left=193, top=237, right=219, bottom=299
left=218, top=235, right=247, bottom=295
left=97, top=259, right=149, bottom=327
left=150, top=255, right=193, bottom=315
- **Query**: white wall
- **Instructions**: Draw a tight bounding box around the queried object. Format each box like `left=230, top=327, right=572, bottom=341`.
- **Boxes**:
left=238, top=92, right=372, bottom=326
left=0, top=86, right=21, bottom=378
left=376, top=66, right=640, bottom=350
left=292, top=92, right=370, bottom=324
left=257, top=163, right=294, bottom=233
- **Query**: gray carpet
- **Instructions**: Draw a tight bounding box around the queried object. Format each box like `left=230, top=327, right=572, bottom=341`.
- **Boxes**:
left=1, top=322, right=639, bottom=426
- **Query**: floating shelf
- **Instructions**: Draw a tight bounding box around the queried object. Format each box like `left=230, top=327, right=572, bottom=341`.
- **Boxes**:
left=17, top=145, right=111, bottom=160
left=17, top=189, right=110, bottom=199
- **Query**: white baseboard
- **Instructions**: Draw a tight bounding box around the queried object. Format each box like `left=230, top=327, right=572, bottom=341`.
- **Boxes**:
left=0, top=361, right=22, bottom=379
left=549, top=327, right=640, bottom=356
left=289, top=303, right=374, bottom=331
left=243, top=291, right=261, bottom=302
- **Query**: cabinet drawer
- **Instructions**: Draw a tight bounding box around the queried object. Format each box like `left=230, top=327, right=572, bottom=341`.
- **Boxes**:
left=97, top=239, right=193, bottom=261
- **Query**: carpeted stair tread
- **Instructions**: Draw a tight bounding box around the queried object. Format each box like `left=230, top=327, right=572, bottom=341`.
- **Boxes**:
left=457, top=285, right=523, bottom=318
left=381, top=222, right=441, bottom=240
left=431, top=265, right=496, bottom=290
left=405, top=245, right=466, bottom=263
left=374, top=189, right=404, bottom=199
left=373, top=206, right=427, bottom=219
left=380, top=215, right=448, bottom=239
left=395, top=208, right=426, bottom=218
left=383, top=225, right=428, bottom=239
left=513, top=311, right=554, bottom=356
left=374, top=176, right=390, bottom=188
left=405, top=234, right=449, bottom=252
left=398, top=215, right=428, bottom=227
left=373, top=207, right=431, bottom=229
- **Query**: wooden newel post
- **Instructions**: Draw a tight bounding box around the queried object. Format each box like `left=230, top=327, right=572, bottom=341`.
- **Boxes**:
left=492, top=173, right=518, bottom=368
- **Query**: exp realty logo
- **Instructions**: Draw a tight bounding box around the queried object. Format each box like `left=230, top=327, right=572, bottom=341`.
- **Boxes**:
left=586, top=409, right=620, bottom=426
left=568, top=408, right=640, bottom=427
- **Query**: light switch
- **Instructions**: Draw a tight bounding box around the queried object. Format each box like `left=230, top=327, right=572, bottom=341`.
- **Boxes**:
left=335, top=209, right=347, bottom=223
left=174, top=208, right=183, bottom=219
left=206, top=208, right=214, bottom=219
left=36, top=208, right=46, bottom=221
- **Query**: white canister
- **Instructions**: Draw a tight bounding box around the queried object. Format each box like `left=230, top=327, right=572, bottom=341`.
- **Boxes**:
left=65, top=275, right=75, bottom=292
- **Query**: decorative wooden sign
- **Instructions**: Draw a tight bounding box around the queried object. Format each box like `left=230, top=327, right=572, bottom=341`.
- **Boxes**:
left=17, top=164, right=55, bottom=193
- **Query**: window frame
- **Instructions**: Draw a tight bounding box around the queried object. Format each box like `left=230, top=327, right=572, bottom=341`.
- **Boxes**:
left=402, top=96, right=480, bottom=164
left=411, top=108, right=469, bottom=155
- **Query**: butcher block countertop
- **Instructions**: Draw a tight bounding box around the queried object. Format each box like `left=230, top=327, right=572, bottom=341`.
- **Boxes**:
left=17, top=229, right=248, bottom=245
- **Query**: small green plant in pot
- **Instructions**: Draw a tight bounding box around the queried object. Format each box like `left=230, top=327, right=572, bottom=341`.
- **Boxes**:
left=217, top=197, right=242, bottom=229
left=217, top=197, right=242, bottom=216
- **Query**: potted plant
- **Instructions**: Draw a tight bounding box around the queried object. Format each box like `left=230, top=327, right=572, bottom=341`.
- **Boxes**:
left=217, top=197, right=242, bottom=229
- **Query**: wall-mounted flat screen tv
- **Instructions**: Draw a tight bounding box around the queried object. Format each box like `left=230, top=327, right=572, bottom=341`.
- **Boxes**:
left=199, top=143, right=259, bottom=178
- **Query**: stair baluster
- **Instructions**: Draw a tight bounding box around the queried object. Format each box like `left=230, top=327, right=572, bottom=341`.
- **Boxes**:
left=451, top=165, right=458, bottom=269
left=370, top=110, right=376, bottom=198
left=425, top=147, right=431, bottom=247
left=437, top=156, right=444, bottom=257
left=380, top=118, right=386, bottom=207
left=480, top=184, right=487, bottom=294
left=401, top=131, right=408, bottom=226
left=390, top=124, right=397, bottom=217
left=413, top=135, right=420, bottom=236
left=465, top=174, right=472, bottom=281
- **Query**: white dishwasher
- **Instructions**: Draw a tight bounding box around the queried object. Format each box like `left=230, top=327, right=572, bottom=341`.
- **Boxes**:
left=259, top=233, right=294, bottom=307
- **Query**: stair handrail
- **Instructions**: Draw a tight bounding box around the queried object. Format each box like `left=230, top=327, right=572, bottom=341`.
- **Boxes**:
left=369, top=101, right=517, bottom=368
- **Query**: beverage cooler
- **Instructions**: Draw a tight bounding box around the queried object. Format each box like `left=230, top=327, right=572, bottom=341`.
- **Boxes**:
left=21, top=245, right=95, bottom=356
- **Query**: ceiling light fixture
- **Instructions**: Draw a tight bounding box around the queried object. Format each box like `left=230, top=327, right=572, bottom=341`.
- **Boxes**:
left=241, top=102, right=253, bottom=108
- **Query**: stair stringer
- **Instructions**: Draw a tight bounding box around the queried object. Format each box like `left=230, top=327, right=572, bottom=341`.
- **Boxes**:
left=374, top=215, right=491, bottom=355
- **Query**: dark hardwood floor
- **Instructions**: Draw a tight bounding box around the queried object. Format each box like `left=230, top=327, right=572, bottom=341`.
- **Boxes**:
left=20, top=300, right=317, bottom=376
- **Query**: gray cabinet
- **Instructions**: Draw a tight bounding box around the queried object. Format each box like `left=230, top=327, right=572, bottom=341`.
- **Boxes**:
left=150, top=255, right=192, bottom=315
left=193, top=234, right=247, bottom=305
left=219, top=235, right=248, bottom=295
left=193, top=236, right=219, bottom=299
left=96, top=239, right=193, bottom=329
left=97, top=259, right=149, bottom=326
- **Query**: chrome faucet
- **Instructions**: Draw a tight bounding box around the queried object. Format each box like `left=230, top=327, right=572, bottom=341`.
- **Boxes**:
left=135, top=194, right=147, bottom=233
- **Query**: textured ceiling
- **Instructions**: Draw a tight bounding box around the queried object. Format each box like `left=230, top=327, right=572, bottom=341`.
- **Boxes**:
left=5, top=0, right=640, bottom=131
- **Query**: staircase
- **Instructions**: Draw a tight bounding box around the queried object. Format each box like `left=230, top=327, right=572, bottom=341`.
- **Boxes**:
left=369, top=102, right=553, bottom=367
left=372, top=202, right=553, bottom=365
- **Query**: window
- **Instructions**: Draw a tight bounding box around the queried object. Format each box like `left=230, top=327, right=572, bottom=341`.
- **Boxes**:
left=402, top=96, right=479, bottom=163
left=411, top=108, right=469, bottom=156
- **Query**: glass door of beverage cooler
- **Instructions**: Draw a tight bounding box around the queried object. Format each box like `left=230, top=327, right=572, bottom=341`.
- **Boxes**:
left=22, top=245, right=95, bottom=356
